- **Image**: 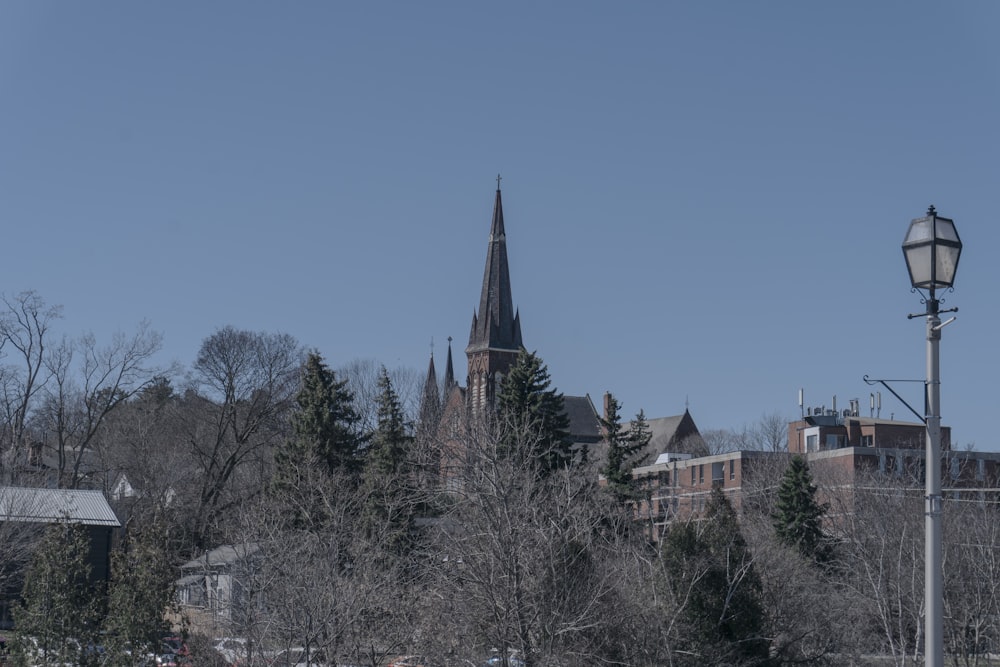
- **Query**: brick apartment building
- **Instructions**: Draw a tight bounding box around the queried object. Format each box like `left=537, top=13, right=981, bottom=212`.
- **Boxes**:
left=631, top=405, right=1000, bottom=541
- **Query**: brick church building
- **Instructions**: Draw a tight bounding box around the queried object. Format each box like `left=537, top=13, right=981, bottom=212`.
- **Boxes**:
left=417, top=182, right=604, bottom=468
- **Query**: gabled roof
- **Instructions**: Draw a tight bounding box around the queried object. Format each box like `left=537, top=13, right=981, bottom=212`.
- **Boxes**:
left=0, top=486, right=120, bottom=527
left=646, top=415, right=686, bottom=451
left=563, top=394, right=602, bottom=443
left=591, top=409, right=705, bottom=468
left=643, top=410, right=704, bottom=459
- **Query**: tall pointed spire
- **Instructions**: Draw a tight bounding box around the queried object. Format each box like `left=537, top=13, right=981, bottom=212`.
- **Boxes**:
left=467, top=178, right=523, bottom=354
left=466, top=178, right=524, bottom=413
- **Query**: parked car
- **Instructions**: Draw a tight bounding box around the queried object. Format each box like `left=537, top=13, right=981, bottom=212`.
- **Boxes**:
left=162, top=635, right=190, bottom=657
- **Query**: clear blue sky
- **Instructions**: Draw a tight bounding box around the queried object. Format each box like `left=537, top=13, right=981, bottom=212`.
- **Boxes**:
left=1, top=2, right=997, bottom=448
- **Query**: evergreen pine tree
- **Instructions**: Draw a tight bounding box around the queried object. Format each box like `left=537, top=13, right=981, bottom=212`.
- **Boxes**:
left=600, top=394, right=651, bottom=502
left=366, top=366, right=411, bottom=477
left=772, top=454, right=830, bottom=564
left=275, top=352, right=361, bottom=488
left=102, top=524, right=177, bottom=666
left=660, top=488, right=768, bottom=665
left=362, top=367, right=415, bottom=557
left=497, top=349, right=571, bottom=476
left=14, top=523, right=101, bottom=666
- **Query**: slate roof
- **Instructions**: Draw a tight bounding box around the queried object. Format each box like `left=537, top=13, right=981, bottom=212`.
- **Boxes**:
left=590, top=410, right=705, bottom=469
left=0, top=486, right=120, bottom=527
left=563, top=394, right=602, bottom=443
left=646, top=415, right=686, bottom=453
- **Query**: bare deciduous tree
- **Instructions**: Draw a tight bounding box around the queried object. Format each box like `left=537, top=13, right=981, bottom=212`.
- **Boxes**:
left=0, top=291, right=61, bottom=479
left=180, top=326, right=303, bottom=549
left=422, top=416, right=631, bottom=667
left=34, top=323, right=165, bottom=488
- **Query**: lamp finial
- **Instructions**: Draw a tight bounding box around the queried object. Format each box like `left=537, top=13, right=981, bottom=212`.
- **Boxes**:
left=927, top=204, right=936, bottom=216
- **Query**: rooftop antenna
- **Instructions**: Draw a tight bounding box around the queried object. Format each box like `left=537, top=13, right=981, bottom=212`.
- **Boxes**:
left=798, top=388, right=804, bottom=418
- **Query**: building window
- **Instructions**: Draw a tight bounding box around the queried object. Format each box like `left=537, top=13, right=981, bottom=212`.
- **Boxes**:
left=730, top=459, right=735, bottom=480
left=950, top=456, right=960, bottom=481
left=806, top=434, right=818, bottom=452
left=699, top=464, right=704, bottom=484
left=977, top=458, right=985, bottom=482
left=690, top=467, right=695, bottom=485
left=711, top=462, right=724, bottom=484
left=862, top=435, right=873, bottom=447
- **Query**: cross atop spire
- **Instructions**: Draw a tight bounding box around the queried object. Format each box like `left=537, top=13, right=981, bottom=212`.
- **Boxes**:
left=497, top=173, right=502, bottom=190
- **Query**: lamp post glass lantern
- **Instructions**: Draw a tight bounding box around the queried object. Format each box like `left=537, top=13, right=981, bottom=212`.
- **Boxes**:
left=902, top=205, right=962, bottom=292
left=902, top=205, right=961, bottom=667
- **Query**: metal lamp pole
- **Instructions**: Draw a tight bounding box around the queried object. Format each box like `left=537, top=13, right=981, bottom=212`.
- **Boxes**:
left=923, top=289, right=943, bottom=667
left=902, top=205, right=962, bottom=667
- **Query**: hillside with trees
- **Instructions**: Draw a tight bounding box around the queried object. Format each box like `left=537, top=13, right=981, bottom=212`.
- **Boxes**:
left=2, top=293, right=1000, bottom=666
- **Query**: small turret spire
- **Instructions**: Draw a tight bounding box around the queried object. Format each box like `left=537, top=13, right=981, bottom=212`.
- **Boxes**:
left=444, top=336, right=456, bottom=391
left=418, top=340, right=441, bottom=435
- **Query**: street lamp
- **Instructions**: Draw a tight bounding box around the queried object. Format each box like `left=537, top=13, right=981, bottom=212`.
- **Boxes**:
left=902, top=205, right=962, bottom=667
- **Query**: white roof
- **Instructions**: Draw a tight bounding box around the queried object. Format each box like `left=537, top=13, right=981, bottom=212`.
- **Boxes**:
left=0, top=486, right=120, bottom=527
left=181, top=543, right=260, bottom=570
left=654, top=452, right=693, bottom=465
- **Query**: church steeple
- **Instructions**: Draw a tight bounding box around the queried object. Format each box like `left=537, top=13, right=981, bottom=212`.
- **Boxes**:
left=466, top=177, right=523, bottom=413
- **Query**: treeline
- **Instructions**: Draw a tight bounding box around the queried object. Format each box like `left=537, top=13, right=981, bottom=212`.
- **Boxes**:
left=2, top=292, right=1000, bottom=666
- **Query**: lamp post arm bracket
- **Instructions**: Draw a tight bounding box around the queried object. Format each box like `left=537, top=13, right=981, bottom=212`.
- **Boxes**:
left=862, top=375, right=926, bottom=424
